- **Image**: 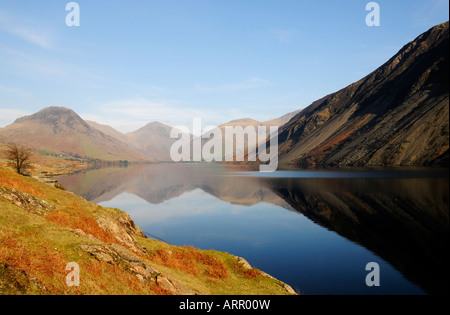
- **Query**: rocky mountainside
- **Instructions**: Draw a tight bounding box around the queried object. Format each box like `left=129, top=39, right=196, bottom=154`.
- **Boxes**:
left=276, top=22, right=449, bottom=167
left=0, top=107, right=149, bottom=162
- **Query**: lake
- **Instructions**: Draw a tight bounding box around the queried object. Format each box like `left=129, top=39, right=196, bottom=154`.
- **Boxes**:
left=57, top=163, right=449, bottom=295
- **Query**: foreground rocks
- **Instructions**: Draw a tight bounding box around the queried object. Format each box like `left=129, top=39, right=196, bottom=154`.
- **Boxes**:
left=80, top=244, right=196, bottom=295
left=0, top=186, right=54, bottom=215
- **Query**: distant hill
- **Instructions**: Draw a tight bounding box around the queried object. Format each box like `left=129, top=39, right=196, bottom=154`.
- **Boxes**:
left=86, top=120, right=140, bottom=150
left=126, top=122, right=190, bottom=162
left=275, top=22, right=449, bottom=167
left=263, top=110, right=302, bottom=128
left=0, top=106, right=300, bottom=163
left=205, top=110, right=301, bottom=161
left=0, top=107, right=149, bottom=162
left=124, top=111, right=300, bottom=162
left=218, top=110, right=302, bottom=129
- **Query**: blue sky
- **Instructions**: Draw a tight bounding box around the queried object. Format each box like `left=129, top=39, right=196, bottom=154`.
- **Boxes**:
left=0, top=0, right=448, bottom=133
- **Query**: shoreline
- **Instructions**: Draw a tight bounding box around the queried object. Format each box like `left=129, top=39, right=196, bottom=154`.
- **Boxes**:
left=0, top=164, right=297, bottom=295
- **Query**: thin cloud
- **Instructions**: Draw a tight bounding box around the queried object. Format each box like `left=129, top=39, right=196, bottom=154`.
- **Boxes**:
left=32, top=64, right=67, bottom=76
left=89, top=98, right=219, bottom=133
left=195, top=77, right=270, bottom=92
left=0, top=84, right=33, bottom=99
left=411, top=0, right=449, bottom=27
left=79, top=114, right=146, bottom=134
left=1, top=47, right=68, bottom=78
left=84, top=97, right=277, bottom=134
left=0, top=10, right=54, bottom=49
left=0, top=108, right=31, bottom=127
left=11, top=28, right=53, bottom=49
left=270, top=29, right=297, bottom=43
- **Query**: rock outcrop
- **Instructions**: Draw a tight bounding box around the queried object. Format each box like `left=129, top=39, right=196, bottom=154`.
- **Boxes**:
left=80, top=244, right=196, bottom=295
left=0, top=186, right=54, bottom=215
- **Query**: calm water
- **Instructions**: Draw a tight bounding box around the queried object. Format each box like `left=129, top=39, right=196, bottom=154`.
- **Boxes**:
left=57, top=164, right=449, bottom=295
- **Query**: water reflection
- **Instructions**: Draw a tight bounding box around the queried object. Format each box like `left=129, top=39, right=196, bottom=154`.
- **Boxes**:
left=57, top=164, right=449, bottom=295
left=260, top=176, right=449, bottom=295
left=58, top=164, right=291, bottom=208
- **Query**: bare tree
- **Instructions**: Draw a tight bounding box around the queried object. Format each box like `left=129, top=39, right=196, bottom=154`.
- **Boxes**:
left=3, top=143, right=33, bottom=175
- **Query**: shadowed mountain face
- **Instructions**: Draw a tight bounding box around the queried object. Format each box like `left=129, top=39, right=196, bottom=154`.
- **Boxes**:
left=277, top=22, right=449, bottom=167
left=0, top=107, right=149, bottom=162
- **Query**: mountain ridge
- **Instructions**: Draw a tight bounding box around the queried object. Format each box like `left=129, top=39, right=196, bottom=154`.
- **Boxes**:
left=275, top=21, right=449, bottom=167
left=1, top=22, right=448, bottom=167
left=0, top=107, right=150, bottom=162
left=1, top=106, right=300, bottom=163
left=126, top=122, right=188, bottom=161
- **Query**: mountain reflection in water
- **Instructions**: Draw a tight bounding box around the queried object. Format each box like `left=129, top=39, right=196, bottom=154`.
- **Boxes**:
left=57, top=164, right=449, bottom=295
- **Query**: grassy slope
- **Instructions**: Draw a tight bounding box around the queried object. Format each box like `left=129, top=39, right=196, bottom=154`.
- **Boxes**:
left=0, top=166, right=295, bottom=295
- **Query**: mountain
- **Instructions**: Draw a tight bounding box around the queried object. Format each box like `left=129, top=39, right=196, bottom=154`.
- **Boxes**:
left=0, top=107, right=149, bottom=162
left=263, top=110, right=302, bottom=127
left=276, top=22, right=449, bottom=167
left=0, top=105, right=299, bottom=163
left=204, top=110, right=301, bottom=161
left=86, top=120, right=139, bottom=150
left=218, top=110, right=302, bottom=130
left=123, top=110, right=300, bottom=162
left=126, top=122, right=189, bottom=162
left=87, top=120, right=191, bottom=162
